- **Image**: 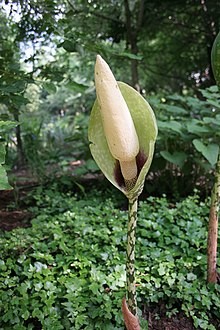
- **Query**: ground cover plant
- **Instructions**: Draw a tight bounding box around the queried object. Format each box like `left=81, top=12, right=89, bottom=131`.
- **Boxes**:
left=0, top=187, right=219, bottom=329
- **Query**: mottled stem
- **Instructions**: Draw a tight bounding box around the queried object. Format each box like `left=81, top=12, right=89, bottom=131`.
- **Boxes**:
left=207, top=151, right=220, bottom=283
left=126, top=197, right=138, bottom=316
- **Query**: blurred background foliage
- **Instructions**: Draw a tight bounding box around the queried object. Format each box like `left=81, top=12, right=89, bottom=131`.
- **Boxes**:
left=0, top=0, right=220, bottom=198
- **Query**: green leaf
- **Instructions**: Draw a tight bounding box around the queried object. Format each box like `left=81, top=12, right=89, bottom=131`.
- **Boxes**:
left=157, top=120, right=182, bottom=134
left=11, top=94, right=29, bottom=106
left=193, top=139, right=219, bottom=165
left=161, top=104, right=187, bottom=115
left=158, top=264, right=166, bottom=276
left=0, top=166, right=12, bottom=190
left=200, top=87, right=220, bottom=100
left=0, top=80, right=27, bottom=93
left=160, top=151, right=187, bottom=168
left=187, top=119, right=211, bottom=135
left=118, top=52, right=143, bottom=60
left=207, top=85, right=219, bottom=93
left=207, top=99, right=220, bottom=109
left=59, top=40, right=77, bottom=52
left=0, top=120, right=18, bottom=133
left=0, top=142, right=6, bottom=164
left=66, top=81, right=89, bottom=93
left=211, top=31, right=220, bottom=87
left=43, top=82, right=57, bottom=93
left=187, top=273, right=197, bottom=281
left=0, top=143, right=12, bottom=189
left=85, top=159, right=99, bottom=171
left=22, top=310, right=30, bottom=320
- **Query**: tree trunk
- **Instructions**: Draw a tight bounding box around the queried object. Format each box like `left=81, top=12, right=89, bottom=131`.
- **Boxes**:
left=130, top=47, right=140, bottom=93
left=207, top=151, right=220, bottom=283
left=124, top=0, right=144, bottom=92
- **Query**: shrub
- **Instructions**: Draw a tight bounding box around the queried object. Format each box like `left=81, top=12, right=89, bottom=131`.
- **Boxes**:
left=148, top=85, right=220, bottom=198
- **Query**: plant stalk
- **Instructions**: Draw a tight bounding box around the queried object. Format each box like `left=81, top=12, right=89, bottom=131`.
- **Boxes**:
left=207, top=151, right=220, bottom=283
left=126, top=197, right=138, bottom=316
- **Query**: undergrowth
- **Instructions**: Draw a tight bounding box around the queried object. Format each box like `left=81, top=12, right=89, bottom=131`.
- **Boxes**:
left=0, top=188, right=219, bottom=329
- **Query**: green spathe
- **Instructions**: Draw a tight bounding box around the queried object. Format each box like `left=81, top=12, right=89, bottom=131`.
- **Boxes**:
left=211, top=31, right=220, bottom=88
left=88, top=81, right=157, bottom=199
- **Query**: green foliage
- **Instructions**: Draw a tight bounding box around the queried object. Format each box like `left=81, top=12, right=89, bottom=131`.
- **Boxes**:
left=59, top=0, right=220, bottom=91
left=137, top=194, right=219, bottom=329
left=0, top=142, right=11, bottom=190
left=0, top=11, right=33, bottom=112
left=5, top=0, right=219, bottom=94
left=211, top=31, right=220, bottom=88
left=149, top=85, right=220, bottom=197
left=1, top=1, right=220, bottom=191
left=0, top=120, right=17, bottom=190
left=0, top=189, right=219, bottom=329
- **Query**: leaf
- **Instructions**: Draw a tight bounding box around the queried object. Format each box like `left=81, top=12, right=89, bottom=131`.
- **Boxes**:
left=0, top=120, right=18, bottom=133
left=211, top=31, right=220, bottom=87
left=85, top=159, right=99, bottom=171
left=160, top=151, right=187, bottom=168
left=193, top=139, right=219, bottom=166
left=0, top=83, right=23, bottom=93
left=66, top=81, right=89, bottom=93
left=59, top=40, right=77, bottom=53
left=207, top=85, right=219, bottom=93
left=187, top=273, right=197, bottom=281
left=157, top=120, right=182, bottom=134
left=158, top=264, right=166, bottom=276
left=0, top=142, right=6, bottom=164
left=43, top=82, right=57, bottom=93
left=11, top=95, right=29, bottom=106
left=200, top=87, right=220, bottom=100
left=187, top=120, right=211, bottom=135
left=122, top=297, right=140, bottom=330
left=0, top=143, right=12, bottom=189
left=161, top=104, right=187, bottom=115
left=119, top=52, right=143, bottom=60
left=207, top=99, right=220, bottom=109
left=0, top=166, right=12, bottom=190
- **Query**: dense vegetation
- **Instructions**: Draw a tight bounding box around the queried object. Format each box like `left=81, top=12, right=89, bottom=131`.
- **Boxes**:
left=0, top=1, right=219, bottom=329
left=0, top=188, right=219, bottom=329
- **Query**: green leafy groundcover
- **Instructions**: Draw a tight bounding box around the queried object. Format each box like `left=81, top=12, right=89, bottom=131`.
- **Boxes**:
left=0, top=189, right=219, bottom=330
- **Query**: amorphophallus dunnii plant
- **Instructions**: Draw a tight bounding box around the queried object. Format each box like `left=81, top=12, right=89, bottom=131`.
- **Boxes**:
left=88, top=55, right=157, bottom=328
left=94, top=55, right=139, bottom=190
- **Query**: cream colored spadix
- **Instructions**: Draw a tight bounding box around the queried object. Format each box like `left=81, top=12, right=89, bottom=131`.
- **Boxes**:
left=95, top=55, right=139, bottom=183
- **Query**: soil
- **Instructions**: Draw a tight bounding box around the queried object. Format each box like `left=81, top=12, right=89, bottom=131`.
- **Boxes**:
left=144, top=303, right=199, bottom=330
left=0, top=189, right=32, bottom=231
left=0, top=168, right=219, bottom=330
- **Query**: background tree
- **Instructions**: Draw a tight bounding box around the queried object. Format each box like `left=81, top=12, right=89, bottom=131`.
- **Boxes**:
left=0, top=8, right=32, bottom=166
left=1, top=0, right=220, bottom=193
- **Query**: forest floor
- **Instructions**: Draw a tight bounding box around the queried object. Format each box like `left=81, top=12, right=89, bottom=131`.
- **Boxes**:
left=0, top=168, right=216, bottom=330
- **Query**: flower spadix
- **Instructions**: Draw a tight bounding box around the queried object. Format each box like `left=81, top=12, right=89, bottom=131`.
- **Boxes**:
left=89, top=55, right=157, bottom=199
left=95, top=55, right=139, bottom=187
